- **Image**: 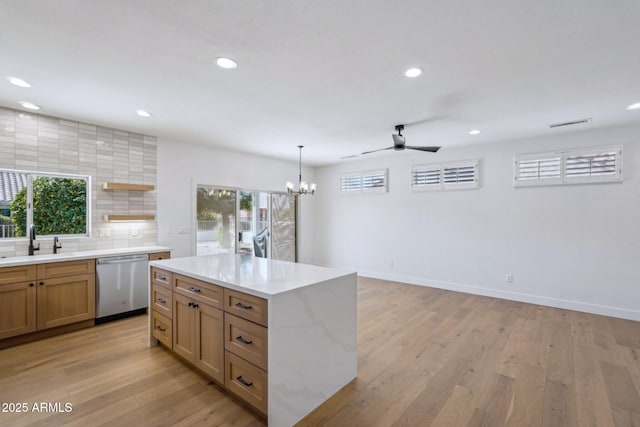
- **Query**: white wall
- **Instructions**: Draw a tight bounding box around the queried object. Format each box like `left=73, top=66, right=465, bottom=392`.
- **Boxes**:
left=315, top=123, right=640, bottom=321
left=157, top=140, right=315, bottom=262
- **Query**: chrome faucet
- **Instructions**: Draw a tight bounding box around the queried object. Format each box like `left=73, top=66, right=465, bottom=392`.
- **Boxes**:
left=28, top=224, right=40, bottom=256
left=53, top=236, right=62, bottom=254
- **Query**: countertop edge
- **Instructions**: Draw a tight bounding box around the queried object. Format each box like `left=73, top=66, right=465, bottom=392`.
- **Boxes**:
left=150, top=257, right=357, bottom=299
left=0, top=245, right=172, bottom=267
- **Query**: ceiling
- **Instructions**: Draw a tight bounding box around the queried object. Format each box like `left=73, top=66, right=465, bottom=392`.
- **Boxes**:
left=1, top=1, right=640, bottom=166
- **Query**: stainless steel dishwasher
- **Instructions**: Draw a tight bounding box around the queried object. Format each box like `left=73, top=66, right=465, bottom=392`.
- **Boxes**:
left=96, top=254, right=149, bottom=323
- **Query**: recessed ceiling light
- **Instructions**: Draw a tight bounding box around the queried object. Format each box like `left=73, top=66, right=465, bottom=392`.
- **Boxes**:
left=216, top=57, right=238, bottom=69
left=404, top=67, right=422, bottom=78
left=6, top=77, right=31, bottom=88
left=468, top=129, right=480, bottom=135
left=627, top=102, right=640, bottom=111
left=136, top=109, right=152, bottom=118
left=19, top=101, right=40, bottom=110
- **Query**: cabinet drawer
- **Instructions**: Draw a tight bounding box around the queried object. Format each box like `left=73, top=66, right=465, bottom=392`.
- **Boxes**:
left=149, top=252, right=171, bottom=261
left=0, top=265, right=37, bottom=285
left=151, top=267, right=172, bottom=289
left=225, top=313, right=268, bottom=370
left=151, top=284, right=172, bottom=318
left=174, top=274, right=222, bottom=309
left=37, top=259, right=95, bottom=279
left=151, top=310, right=172, bottom=348
left=223, top=289, right=268, bottom=327
left=225, top=351, right=268, bottom=415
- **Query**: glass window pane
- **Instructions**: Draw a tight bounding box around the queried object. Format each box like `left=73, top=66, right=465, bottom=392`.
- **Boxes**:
left=0, top=171, right=27, bottom=238
left=32, top=176, right=88, bottom=236
left=196, top=186, right=236, bottom=255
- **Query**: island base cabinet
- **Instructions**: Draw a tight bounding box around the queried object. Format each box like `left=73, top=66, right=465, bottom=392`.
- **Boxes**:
left=225, top=351, right=268, bottom=415
left=0, top=281, right=36, bottom=339
left=151, top=310, right=172, bottom=348
left=173, top=294, right=196, bottom=361
left=173, top=293, right=224, bottom=385
left=36, top=274, right=96, bottom=330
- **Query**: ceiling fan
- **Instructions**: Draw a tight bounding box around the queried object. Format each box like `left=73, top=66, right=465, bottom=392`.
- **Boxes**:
left=342, top=124, right=441, bottom=159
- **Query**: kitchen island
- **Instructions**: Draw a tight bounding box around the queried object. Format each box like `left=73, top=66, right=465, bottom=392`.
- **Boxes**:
left=148, top=254, right=357, bottom=427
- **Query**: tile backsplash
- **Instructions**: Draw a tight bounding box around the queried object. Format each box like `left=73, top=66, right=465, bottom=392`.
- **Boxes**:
left=0, top=107, right=157, bottom=257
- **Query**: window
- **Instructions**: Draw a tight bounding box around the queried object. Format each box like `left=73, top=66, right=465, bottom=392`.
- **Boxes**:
left=514, top=145, right=622, bottom=187
left=340, top=169, right=387, bottom=193
left=340, top=174, right=362, bottom=192
left=0, top=169, right=90, bottom=239
left=411, top=160, right=479, bottom=191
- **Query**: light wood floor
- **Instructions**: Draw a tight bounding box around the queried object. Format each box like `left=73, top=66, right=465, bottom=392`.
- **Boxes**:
left=1, top=277, right=639, bottom=426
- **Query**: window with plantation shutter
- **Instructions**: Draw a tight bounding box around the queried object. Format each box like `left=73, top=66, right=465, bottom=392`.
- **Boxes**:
left=411, top=166, right=440, bottom=189
left=564, top=148, right=620, bottom=183
left=514, top=145, right=622, bottom=187
left=362, top=170, right=386, bottom=191
left=514, top=155, right=562, bottom=186
left=340, top=174, right=361, bottom=192
left=411, top=160, right=478, bottom=191
left=340, top=169, right=387, bottom=193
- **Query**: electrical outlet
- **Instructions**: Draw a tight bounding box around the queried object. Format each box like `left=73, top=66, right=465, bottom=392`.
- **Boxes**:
left=506, top=273, right=513, bottom=283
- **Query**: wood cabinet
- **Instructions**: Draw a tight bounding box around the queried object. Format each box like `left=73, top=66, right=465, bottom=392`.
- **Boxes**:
left=225, top=351, right=268, bottom=414
left=148, top=251, right=171, bottom=261
left=0, top=265, right=37, bottom=285
left=224, top=313, right=268, bottom=370
left=0, top=280, right=36, bottom=339
left=0, top=259, right=95, bottom=341
left=223, top=288, right=268, bottom=327
left=36, top=273, right=95, bottom=330
left=172, top=293, right=224, bottom=384
left=151, top=310, right=172, bottom=348
left=151, top=271, right=269, bottom=415
left=151, top=284, right=172, bottom=318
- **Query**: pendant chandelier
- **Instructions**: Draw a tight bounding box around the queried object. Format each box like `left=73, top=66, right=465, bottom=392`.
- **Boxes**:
left=286, top=145, right=316, bottom=195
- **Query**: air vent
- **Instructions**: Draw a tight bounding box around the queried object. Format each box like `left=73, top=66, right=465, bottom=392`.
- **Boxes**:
left=548, top=118, right=592, bottom=128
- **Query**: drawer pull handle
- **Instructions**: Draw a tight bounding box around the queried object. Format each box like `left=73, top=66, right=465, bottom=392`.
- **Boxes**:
left=188, top=302, right=199, bottom=308
left=236, top=376, right=253, bottom=387
left=188, top=287, right=201, bottom=293
left=157, top=298, right=166, bottom=304
left=236, top=336, right=253, bottom=345
left=235, top=302, right=253, bottom=310
left=156, top=325, right=166, bottom=332
left=156, top=275, right=167, bottom=281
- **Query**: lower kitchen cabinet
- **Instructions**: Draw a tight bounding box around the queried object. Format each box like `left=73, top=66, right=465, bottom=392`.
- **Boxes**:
left=151, top=310, right=172, bottom=347
left=173, top=293, right=224, bottom=384
left=0, top=281, right=36, bottom=339
left=0, top=259, right=96, bottom=342
left=36, top=273, right=95, bottom=330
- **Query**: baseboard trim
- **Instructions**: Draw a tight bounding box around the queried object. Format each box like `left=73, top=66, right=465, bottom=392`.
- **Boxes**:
left=320, top=264, right=640, bottom=321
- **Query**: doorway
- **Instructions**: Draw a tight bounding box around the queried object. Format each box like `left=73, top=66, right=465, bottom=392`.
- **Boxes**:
left=196, top=185, right=296, bottom=261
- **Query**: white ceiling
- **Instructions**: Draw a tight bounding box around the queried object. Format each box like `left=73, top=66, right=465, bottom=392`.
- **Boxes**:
left=1, top=1, right=639, bottom=166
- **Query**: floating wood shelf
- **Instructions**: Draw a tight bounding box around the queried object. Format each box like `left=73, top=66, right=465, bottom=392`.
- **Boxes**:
left=102, top=182, right=155, bottom=191
left=103, top=214, right=155, bottom=222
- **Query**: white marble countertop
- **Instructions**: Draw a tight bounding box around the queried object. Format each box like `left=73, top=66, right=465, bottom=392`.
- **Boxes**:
left=150, top=253, right=355, bottom=298
left=0, top=245, right=171, bottom=267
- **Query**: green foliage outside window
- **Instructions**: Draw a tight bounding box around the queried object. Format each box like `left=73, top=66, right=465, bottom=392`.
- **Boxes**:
left=10, top=177, right=87, bottom=237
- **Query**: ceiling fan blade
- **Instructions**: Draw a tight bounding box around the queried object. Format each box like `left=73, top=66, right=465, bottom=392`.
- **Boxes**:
left=340, top=154, right=361, bottom=160
left=361, top=146, right=394, bottom=155
left=404, top=146, right=441, bottom=153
